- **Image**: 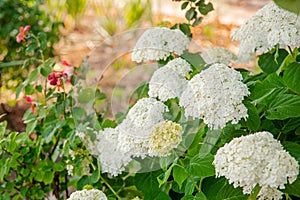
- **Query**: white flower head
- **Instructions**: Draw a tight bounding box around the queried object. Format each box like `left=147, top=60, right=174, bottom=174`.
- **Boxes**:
left=213, top=131, right=299, bottom=194
left=257, top=186, right=283, bottom=200
left=118, top=98, right=168, bottom=157
left=149, top=58, right=192, bottom=101
left=92, top=128, right=132, bottom=176
left=148, top=121, right=183, bottom=157
left=132, top=27, right=190, bottom=63
left=179, top=63, right=249, bottom=130
left=67, top=189, right=107, bottom=200
left=201, top=47, right=237, bottom=65
left=232, top=2, right=300, bottom=62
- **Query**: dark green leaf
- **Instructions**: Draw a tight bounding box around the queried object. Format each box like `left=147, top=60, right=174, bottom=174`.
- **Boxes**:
left=192, top=17, right=203, bottom=27
left=179, top=23, right=192, bottom=38
left=282, top=142, right=300, bottom=163
left=25, top=41, right=38, bottom=54
left=26, top=120, right=37, bottom=134
left=38, top=32, right=47, bottom=50
left=283, top=62, right=300, bottom=94
left=282, top=118, right=300, bottom=133
left=40, top=65, right=52, bottom=77
left=202, top=177, right=247, bottom=200
left=25, top=84, right=34, bottom=95
left=173, top=165, right=188, bottom=189
left=198, top=2, right=214, bottom=15
left=185, top=7, right=196, bottom=21
left=258, top=49, right=288, bottom=74
left=266, top=94, right=300, bottom=120
left=282, top=178, right=300, bottom=197
left=181, top=2, right=189, bottom=10
left=243, top=101, right=260, bottom=131
left=186, top=154, right=215, bottom=178
left=274, top=0, right=300, bottom=14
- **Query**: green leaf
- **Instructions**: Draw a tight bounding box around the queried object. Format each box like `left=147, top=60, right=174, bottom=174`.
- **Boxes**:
left=173, top=165, right=188, bottom=189
left=249, top=73, right=287, bottom=105
left=282, top=142, right=300, bottom=163
left=25, top=40, right=38, bottom=54
left=198, top=2, right=214, bottom=15
left=28, top=68, right=40, bottom=83
left=283, top=62, right=300, bottom=94
left=77, top=175, right=90, bottom=190
left=26, top=120, right=37, bottom=134
left=185, top=7, right=196, bottom=21
left=274, top=0, right=300, bottom=14
left=282, top=118, right=300, bottom=133
left=243, top=101, right=260, bottom=131
left=282, top=178, right=300, bottom=197
left=179, top=23, right=192, bottom=38
left=199, top=129, right=221, bottom=157
left=38, top=32, right=47, bottom=50
left=25, top=84, right=34, bottom=95
left=258, top=49, right=288, bottom=74
left=72, top=107, right=87, bottom=122
left=40, top=65, right=53, bottom=77
left=266, top=94, right=300, bottom=120
left=157, top=165, right=173, bottom=187
left=186, top=154, right=215, bottom=178
left=180, top=52, right=205, bottom=70
left=181, top=2, right=189, bottom=10
left=78, top=88, right=95, bottom=103
left=0, top=121, right=7, bottom=138
left=192, top=17, right=203, bottom=27
left=202, top=177, right=247, bottom=200
left=16, top=84, right=24, bottom=99
left=135, top=170, right=162, bottom=198
left=43, top=171, right=54, bottom=184
left=182, top=192, right=206, bottom=200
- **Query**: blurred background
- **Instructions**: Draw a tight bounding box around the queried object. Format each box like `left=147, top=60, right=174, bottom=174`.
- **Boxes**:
left=0, top=0, right=271, bottom=131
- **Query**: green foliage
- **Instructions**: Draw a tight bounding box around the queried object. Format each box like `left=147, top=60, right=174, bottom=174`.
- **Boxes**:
left=274, top=0, right=300, bottom=14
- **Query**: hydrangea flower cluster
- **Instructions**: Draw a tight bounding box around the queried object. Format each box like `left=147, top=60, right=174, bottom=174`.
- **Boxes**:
left=200, top=47, right=237, bottom=65
left=179, top=63, right=249, bottom=130
left=148, top=120, right=183, bottom=157
left=132, top=27, right=190, bottom=63
left=88, top=98, right=183, bottom=176
left=67, top=189, right=107, bottom=200
left=213, top=131, right=299, bottom=195
left=148, top=58, right=192, bottom=101
left=257, top=186, right=283, bottom=200
left=118, top=98, right=168, bottom=157
left=232, top=2, right=300, bottom=62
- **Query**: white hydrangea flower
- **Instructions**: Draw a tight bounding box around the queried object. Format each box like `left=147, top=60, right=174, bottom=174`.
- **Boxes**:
left=232, top=2, right=300, bottom=62
left=257, top=186, right=283, bottom=200
left=67, top=189, right=107, bottom=200
left=118, top=98, right=168, bottom=157
left=148, top=121, right=183, bottom=157
left=213, top=131, right=299, bottom=195
left=201, top=47, right=237, bottom=65
left=149, top=58, right=191, bottom=101
left=132, top=27, right=190, bottom=63
left=92, top=128, right=132, bottom=176
left=179, top=63, right=249, bottom=130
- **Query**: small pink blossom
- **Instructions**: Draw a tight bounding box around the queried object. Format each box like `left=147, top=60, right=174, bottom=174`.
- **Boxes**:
left=24, top=96, right=33, bottom=103
left=60, top=115, right=65, bottom=119
left=62, top=61, right=71, bottom=67
left=16, top=25, right=31, bottom=43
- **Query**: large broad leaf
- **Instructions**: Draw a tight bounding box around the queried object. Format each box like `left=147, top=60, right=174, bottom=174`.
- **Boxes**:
left=258, top=49, right=288, bottom=74
left=202, top=177, right=247, bottom=200
left=243, top=101, right=260, bottom=131
left=186, top=154, right=215, bottom=178
left=274, top=0, right=300, bottom=14
left=198, top=129, right=221, bottom=157
left=266, top=94, right=300, bottom=120
left=282, top=178, right=300, bottom=197
left=173, top=165, right=189, bottom=189
left=282, top=141, right=300, bottom=163
left=135, top=170, right=163, bottom=199
left=283, top=62, right=300, bottom=94
left=249, top=73, right=287, bottom=105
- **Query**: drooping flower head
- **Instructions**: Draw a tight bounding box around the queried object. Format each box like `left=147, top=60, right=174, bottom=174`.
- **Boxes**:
left=48, top=61, right=74, bottom=91
left=118, top=98, right=168, bottom=157
left=148, top=120, right=183, bottom=157
left=16, top=25, right=30, bottom=43
left=132, top=27, right=190, bottom=63
left=213, top=132, right=299, bottom=195
left=148, top=58, right=192, bottom=101
left=232, top=2, right=300, bottom=62
left=67, top=189, right=107, bottom=200
left=179, top=63, right=249, bottom=130
left=200, top=47, right=237, bottom=65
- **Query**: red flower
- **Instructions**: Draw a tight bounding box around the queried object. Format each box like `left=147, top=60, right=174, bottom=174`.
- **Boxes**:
left=24, top=96, right=37, bottom=115
left=24, top=96, right=33, bottom=103
left=16, top=25, right=31, bottom=43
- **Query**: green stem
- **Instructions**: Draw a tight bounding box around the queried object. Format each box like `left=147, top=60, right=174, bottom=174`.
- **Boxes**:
left=247, top=185, right=261, bottom=200
left=99, top=174, right=122, bottom=199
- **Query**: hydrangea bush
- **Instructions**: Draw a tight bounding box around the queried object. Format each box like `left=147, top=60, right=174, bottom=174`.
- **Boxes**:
left=0, top=0, right=300, bottom=199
